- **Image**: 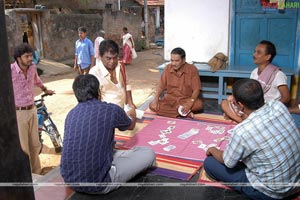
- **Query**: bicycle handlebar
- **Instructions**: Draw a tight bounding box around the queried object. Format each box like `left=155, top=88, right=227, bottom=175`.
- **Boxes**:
left=35, top=93, right=54, bottom=103
left=41, top=93, right=50, bottom=98
left=41, top=93, right=53, bottom=98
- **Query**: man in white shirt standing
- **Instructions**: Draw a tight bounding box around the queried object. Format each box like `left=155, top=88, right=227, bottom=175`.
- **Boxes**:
left=94, top=30, right=105, bottom=65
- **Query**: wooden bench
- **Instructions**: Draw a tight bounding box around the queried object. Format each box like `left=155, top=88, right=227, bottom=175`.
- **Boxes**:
left=157, top=63, right=293, bottom=104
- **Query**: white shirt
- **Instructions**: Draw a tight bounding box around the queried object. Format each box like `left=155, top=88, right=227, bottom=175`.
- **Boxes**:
left=89, top=61, right=127, bottom=108
left=94, top=36, right=104, bottom=65
left=250, top=67, right=287, bottom=101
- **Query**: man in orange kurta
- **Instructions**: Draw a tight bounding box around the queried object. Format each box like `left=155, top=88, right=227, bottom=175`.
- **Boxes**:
left=150, top=47, right=203, bottom=118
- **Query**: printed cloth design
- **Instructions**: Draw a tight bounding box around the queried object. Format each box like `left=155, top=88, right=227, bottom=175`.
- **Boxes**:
left=124, top=118, right=235, bottom=161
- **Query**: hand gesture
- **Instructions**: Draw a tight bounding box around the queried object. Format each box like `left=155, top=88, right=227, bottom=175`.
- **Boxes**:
left=227, top=95, right=234, bottom=103
left=182, top=101, right=193, bottom=115
left=44, top=89, right=55, bottom=95
left=149, top=99, right=159, bottom=111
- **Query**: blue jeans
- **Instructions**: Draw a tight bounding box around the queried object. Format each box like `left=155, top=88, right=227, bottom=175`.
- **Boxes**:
left=203, top=156, right=279, bottom=200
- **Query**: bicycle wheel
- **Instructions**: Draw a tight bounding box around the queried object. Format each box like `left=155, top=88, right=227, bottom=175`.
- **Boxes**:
left=47, top=124, right=63, bottom=153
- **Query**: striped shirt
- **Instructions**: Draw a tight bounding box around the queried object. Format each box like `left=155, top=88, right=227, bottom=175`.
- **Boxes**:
left=223, top=100, right=300, bottom=199
left=75, top=37, right=94, bottom=69
left=60, top=99, right=131, bottom=193
left=11, top=61, right=44, bottom=107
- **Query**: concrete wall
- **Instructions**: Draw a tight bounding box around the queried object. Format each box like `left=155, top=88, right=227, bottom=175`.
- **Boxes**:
left=164, top=0, right=230, bottom=62
left=41, top=12, right=103, bottom=61
left=5, top=11, right=19, bottom=59
left=5, top=7, right=155, bottom=61
left=36, top=0, right=120, bottom=11
left=41, top=9, right=148, bottom=61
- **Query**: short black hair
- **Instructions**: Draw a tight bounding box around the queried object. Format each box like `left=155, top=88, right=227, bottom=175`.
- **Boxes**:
left=259, top=40, right=276, bottom=62
left=99, top=39, right=119, bottom=57
left=232, top=79, right=264, bottom=110
left=99, top=30, right=105, bottom=37
left=78, top=27, right=87, bottom=33
left=72, top=74, right=99, bottom=102
left=171, top=47, right=186, bottom=59
left=13, top=43, right=33, bottom=60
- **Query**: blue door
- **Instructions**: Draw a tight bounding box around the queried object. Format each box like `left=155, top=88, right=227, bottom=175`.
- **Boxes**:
left=231, top=0, right=298, bottom=73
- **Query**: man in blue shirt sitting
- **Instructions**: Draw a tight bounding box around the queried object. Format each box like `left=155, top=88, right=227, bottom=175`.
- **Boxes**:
left=60, top=74, right=155, bottom=194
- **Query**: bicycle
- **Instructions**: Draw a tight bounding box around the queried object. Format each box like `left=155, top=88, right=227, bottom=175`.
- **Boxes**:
left=34, top=94, right=63, bottom=153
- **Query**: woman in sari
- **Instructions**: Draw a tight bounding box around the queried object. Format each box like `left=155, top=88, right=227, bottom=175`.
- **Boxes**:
left=122, top=27, right=135, bottom=65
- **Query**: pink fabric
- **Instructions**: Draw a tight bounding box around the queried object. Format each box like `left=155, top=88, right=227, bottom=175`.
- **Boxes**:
left=11, top=61, right=44, bottom=107
left=124, top=118, right=235, bottom=161
left=257, top=64, right=280, bottom=93
left=122, top=44, right=132, bottom=64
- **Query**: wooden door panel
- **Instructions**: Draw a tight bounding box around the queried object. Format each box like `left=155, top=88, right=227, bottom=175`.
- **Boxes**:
left=232, top=0, right=298, bottom=73
left=268, top=17, right=296, bottom=70
left=235, top=15, right=265, bottom=70
left=236, top=0, right=263, bottom=13
left=235, top=14, right=297, bottom=71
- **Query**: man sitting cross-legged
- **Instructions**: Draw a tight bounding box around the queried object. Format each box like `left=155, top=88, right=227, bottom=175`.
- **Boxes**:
left=60, top=74, right=155, bottom=194
left=221, top=40, right=290, bottom=123
left=204, top=78, right=300, bottom=200
left=150, top=47, right=203, bottom=118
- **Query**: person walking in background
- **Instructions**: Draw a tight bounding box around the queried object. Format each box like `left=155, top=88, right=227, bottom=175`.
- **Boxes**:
left=11, top=43, right=55, bottom=174
left=94, top=30, right=105, bottom=65
left=74, top=27, right=95, bottom=75
left=121, top=27, right=135, bottom=65
left=60, top=74, right=155, bottom=194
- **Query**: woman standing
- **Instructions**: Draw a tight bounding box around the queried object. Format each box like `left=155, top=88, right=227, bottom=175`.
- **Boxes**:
left=122, top=27, right=135, bottom=65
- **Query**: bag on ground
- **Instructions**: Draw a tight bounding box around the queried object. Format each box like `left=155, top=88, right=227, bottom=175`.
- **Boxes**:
left=131, top=48, right=138, bottom=59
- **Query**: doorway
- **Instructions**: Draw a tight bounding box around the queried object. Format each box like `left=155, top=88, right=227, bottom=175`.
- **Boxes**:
left=19, top=11, right=43, bottom=63
left=230, top=0, right=299, bottom=73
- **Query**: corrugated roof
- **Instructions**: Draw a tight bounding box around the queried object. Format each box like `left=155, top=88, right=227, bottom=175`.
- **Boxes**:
left=135, top=0, right=164, bottom=6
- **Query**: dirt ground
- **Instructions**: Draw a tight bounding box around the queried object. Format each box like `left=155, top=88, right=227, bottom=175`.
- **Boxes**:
left=35, top=48, right=165, bottom=175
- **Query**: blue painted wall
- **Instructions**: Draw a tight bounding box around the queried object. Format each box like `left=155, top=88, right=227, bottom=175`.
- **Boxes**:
left=230, top=0, right=300, bottom=74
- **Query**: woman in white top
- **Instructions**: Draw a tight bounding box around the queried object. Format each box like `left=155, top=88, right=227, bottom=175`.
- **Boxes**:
left=122, top=27, right=135, bottom=65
